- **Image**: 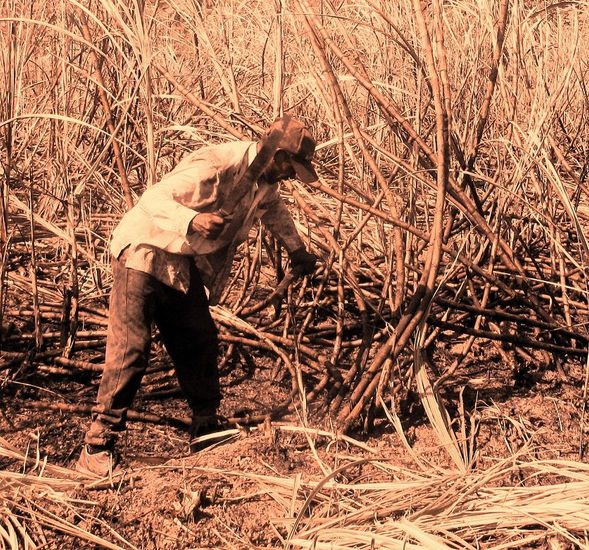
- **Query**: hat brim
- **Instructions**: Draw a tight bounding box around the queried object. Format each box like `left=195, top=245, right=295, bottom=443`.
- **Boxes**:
left=290, top=157, right=318, bottom=183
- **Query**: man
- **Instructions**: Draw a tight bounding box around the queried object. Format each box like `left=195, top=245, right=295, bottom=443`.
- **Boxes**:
left=77, top=116, right=318, bottom=477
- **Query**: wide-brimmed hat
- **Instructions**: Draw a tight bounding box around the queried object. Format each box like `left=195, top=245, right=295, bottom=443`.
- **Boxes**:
left=265, top=116, right=318, bottom=183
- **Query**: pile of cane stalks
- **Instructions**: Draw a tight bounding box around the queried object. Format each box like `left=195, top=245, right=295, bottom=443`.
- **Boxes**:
left=1, top=0, right=588, bottom=430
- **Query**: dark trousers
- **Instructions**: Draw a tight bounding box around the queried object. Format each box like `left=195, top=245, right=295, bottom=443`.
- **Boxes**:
left=85, top=256, right=220, bottom=449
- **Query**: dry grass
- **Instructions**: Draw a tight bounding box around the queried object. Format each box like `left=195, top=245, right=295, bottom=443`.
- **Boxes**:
left=1, top=0, right=589, bottom=547
left=282, top=443, right=589, bottom=548
left=282, top=457, right=589, bottom=549
left=0, top=437, right=135, bottom=549
left=2, top=426, right=589, bottom=549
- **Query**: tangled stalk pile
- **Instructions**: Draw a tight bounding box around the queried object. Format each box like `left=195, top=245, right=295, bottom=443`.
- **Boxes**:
left=1, top=0, right=588, bottom=429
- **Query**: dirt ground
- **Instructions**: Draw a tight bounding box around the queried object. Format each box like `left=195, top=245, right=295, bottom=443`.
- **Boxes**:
left=1, top=332, right=588, bottom=549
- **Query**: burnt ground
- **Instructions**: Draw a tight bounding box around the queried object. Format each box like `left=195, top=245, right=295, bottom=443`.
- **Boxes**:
left=1, top=330, right=588, bottom=549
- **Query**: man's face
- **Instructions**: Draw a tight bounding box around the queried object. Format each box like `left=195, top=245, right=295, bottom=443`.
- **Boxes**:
left=263, top=150, right=296, bottom=184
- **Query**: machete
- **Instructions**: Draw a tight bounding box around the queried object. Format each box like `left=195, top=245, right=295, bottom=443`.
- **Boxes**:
left=187, top=114, right=293, bottom=256
left=215, top=114, right=292, bottom=221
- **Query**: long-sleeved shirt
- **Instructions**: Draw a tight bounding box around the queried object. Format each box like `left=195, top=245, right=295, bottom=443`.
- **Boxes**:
left=110, top=140, right=305, bottom=303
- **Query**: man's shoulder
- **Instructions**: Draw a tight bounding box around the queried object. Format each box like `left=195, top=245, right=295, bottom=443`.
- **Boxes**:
left=184, top=140, right=254, bottom=168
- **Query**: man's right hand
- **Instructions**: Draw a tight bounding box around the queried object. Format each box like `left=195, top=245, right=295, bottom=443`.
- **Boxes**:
left=289, top=247, right=318, bottom=276
left=190, top=213, right=226, bottom=240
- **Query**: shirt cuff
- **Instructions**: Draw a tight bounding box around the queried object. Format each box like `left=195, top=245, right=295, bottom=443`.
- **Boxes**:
left=174, top=206, right=198, bottom=237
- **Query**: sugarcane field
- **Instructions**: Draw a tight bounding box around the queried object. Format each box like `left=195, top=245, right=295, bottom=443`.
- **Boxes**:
left=2, top=0, right=589, bottom=548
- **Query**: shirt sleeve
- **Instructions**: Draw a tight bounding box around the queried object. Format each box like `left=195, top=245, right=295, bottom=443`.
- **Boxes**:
left=258, top=186, right=305, bottom=253
left=135, top=157, right=221, bottom=237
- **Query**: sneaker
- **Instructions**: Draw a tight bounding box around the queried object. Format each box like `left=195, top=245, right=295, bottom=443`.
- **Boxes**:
left=76, top=445, right=121, bottom=478
left=189, top=414, right=235, bottom=453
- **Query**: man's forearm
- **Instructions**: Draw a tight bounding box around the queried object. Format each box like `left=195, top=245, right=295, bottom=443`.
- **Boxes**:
left=260, top=199, right=305, bottom=253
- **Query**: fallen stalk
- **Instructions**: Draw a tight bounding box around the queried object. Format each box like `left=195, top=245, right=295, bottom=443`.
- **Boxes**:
left=429, top=318, right=588, bottom=357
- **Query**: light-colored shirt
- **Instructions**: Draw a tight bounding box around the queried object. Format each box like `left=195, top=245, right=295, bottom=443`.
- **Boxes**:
left=110, top=140, right=304, bottom=302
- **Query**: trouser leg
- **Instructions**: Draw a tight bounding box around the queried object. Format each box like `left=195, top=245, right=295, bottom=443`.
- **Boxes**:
left=85, top=259, right=156, bottom=448
left=155, top=263, right=220, bottom=414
